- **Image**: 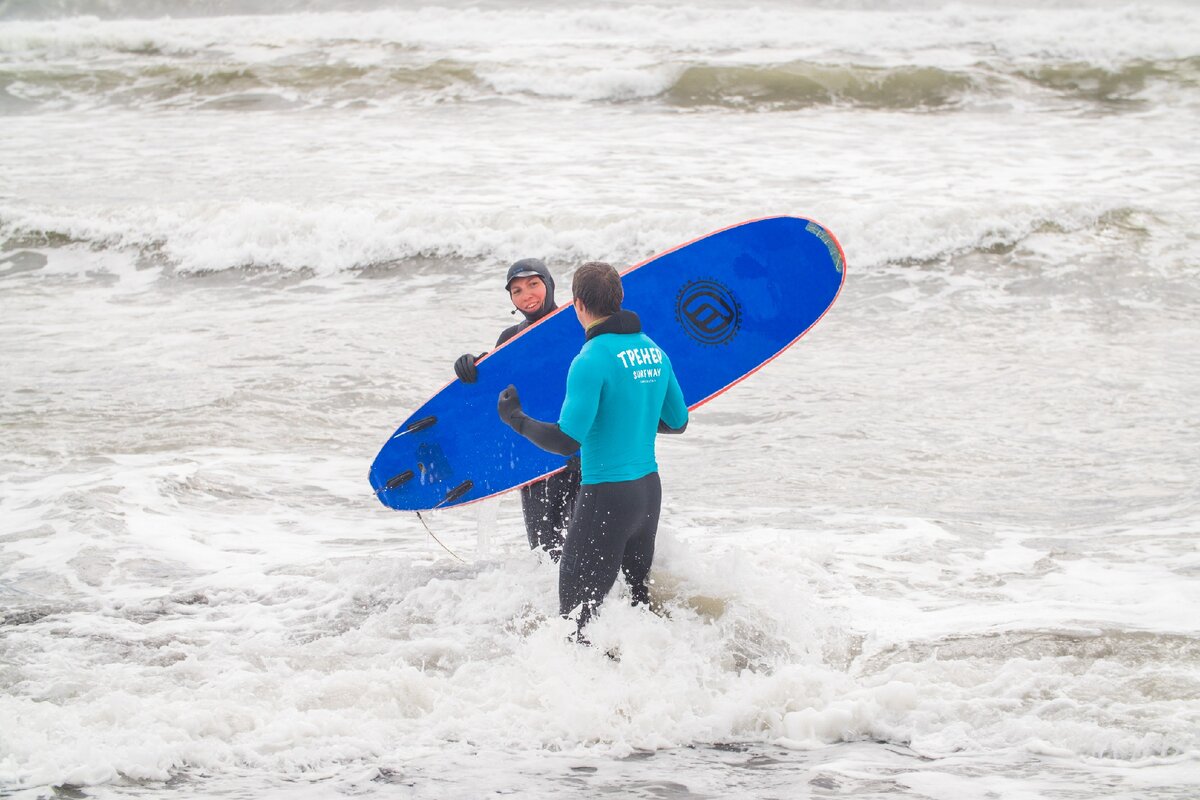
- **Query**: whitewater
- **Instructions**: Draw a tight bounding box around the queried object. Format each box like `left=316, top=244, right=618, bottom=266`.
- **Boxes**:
left=2, top=1, right=1199, bottom=798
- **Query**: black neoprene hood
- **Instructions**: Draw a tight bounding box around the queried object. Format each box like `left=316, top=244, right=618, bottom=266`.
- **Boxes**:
left=505, top=258, right=554, bottom=294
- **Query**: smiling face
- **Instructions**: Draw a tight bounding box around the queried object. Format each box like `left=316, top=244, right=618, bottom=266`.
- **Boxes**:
left=508, top=275, right=547, bottom=316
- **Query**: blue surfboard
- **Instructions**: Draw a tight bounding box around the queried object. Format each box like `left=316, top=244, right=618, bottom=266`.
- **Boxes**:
left=370, top=216, right=845, bottom=511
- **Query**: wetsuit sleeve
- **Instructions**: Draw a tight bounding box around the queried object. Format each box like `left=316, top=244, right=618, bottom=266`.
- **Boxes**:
left=499, top=385, right=580, bottom=455
left=557, top=354, right=601, bottom=444
left=658, top=366, right=688, bottom=433
left=512, top=417, right=580, bottom=456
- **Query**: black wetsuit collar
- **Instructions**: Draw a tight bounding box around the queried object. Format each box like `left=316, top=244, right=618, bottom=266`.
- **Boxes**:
left=586, top=309, right=642, bottom=341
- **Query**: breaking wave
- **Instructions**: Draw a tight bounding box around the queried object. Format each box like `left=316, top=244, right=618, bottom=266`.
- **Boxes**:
left=2, top=5, right=1198, bottom=113
left=0, top=200, right=1161, bottom=282
left=1, top=56, right=1196, bottom=112
left=0, top=59, right=483, bottom=112
left=1018, top=56, right=1200, bottom=104
left=665, top=62, right=977, bottom=110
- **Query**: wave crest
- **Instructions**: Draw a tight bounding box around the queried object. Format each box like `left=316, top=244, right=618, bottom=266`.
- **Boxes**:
left=3, top=55, right=1196, bottom=113
left=0, top=200, right=1165, bottom=283
left=666, top=62, right=976, bottom=110
left=1019, top=56, right=1200, bottom=104
left=0, top=59, right=483, bottom=111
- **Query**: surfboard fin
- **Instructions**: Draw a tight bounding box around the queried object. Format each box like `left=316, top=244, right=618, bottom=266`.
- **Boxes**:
left=407, top=416, right=437, bottom=433
left=381, top=470, right=415, bottom=491
left=441, top=479, right=474, bottom=506
left=390, top=415, right=438, bottom=440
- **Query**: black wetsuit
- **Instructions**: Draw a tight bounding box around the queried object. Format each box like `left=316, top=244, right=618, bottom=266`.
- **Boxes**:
left=493, top=263, right=580, bottom=558
left=560, top=471, right=661, bottom=629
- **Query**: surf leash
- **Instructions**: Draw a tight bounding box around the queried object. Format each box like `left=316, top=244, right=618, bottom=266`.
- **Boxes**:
left=414, top=511, right=467, bottom=563
left=412, top=481, right=475, bottom=563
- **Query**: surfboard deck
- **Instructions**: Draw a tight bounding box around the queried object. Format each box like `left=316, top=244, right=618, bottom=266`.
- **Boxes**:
left=370, top=215, right=845, bottom=511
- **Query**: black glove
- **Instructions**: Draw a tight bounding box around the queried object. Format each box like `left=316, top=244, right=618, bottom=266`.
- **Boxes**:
left=497, top=384, right=526, bottom=432
left=454, top=352, right=485, bottom=383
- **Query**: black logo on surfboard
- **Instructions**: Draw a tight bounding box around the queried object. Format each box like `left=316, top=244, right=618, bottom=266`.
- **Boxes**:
left=676, top=279, right=742, bottom=346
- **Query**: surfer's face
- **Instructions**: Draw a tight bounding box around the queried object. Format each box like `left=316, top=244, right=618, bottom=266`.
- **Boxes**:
left=508, top=275, right=546, bottom=315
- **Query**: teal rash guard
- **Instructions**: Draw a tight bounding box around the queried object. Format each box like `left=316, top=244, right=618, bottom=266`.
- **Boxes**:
left=557, top=311, right=689, bottom=485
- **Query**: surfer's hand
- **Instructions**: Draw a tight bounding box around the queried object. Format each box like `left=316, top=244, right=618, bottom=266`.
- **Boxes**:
left=497, top=384, right=525, bottom=430
left=454, top=353, right=479, bottom=383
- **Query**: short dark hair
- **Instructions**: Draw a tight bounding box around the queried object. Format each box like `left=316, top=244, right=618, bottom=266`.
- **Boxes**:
left=571, top=262, right=623, bottom=316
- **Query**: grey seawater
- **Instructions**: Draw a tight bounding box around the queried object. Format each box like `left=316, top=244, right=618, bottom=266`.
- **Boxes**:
left=3, top=225, right=1199, bottom=797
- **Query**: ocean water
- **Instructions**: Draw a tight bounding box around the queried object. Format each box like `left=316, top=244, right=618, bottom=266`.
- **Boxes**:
left=2, top=1, right=1199, bottom=797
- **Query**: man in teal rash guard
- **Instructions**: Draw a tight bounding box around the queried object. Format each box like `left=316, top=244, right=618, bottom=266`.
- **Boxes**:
left=496, top=262, right=689, bottom=638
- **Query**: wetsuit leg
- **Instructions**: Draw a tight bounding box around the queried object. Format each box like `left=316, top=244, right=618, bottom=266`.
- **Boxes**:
left=519, top=466, right=580, bottom=558
left=559, top=472, right=661, bottom=631
left=519, top=480, right=556, bottom=554
left=620, top=472, right=661, bottom=607
left=546, top=465, right=581, bottom=546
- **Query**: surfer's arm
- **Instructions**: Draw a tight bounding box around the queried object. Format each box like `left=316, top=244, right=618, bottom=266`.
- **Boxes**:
left=498, top=385, right=581, bottom=456
left=657, top=367, right=689, bottom=434
left=556, top=355, right=600, bottom=446
left=513, top=418, right=581, bottom=456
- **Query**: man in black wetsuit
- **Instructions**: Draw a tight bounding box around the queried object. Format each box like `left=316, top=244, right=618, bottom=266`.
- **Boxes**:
left=452, top=258, right=581, bottom=559
left=495, top=262, right=689, bottom=638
